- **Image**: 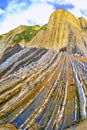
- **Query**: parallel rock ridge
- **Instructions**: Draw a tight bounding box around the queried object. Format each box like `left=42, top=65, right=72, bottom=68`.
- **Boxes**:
left=0, top=45, right=87, bottom=130
left=0, top=9, right=87, bottom=54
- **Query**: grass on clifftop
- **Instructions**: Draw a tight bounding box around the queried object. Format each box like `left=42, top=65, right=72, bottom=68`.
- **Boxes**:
left=13, top=24, right=47, bottom=44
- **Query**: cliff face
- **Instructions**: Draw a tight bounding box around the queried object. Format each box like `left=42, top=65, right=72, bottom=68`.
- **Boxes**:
left=29, top=9, right=87, bottom=53
left=0, top=25, right=41, bottom=55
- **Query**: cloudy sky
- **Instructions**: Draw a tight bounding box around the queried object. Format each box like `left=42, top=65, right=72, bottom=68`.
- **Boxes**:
left=0, top=0, right=87, bottom=34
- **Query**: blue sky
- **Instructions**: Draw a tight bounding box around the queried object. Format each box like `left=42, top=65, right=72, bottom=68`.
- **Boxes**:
left=0, top=0, right=87, bottom=34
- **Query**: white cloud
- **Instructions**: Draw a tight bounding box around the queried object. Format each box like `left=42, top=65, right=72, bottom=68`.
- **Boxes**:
left=0, top=8, right=6, bottom=14
left=25, top=3, right=54, bottom=25
left=47, top=0, right=70, bottom=5
left=0, top=0, right=54, bottom=34
left=66, top=0, right=87, bottom=9
left=6, top=0, right=27, bottom=14
left=66, top=0, right=87, bottom=18
left=68, top=7, right=83, bottom=18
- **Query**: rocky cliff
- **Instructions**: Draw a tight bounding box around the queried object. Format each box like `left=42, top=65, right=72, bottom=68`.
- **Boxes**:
left=29, top=9, right=87, bottom=53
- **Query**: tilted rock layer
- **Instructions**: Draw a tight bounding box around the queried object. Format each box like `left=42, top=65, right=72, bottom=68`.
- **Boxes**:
left=29, top=9, right=87, bottom=53
left=0, top=45, right=87, bottom=129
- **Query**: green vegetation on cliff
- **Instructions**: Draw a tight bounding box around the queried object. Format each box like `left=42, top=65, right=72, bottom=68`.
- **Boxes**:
left=13, top=24, right=47, bottom=43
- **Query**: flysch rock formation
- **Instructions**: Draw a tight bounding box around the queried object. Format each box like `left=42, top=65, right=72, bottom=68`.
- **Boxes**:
left=0, top=45, right=87, bottom=130
left=0, top=9, right=87, bottom=130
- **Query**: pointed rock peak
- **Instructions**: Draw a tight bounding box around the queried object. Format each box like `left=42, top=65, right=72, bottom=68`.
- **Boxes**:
left=48, top=9, right=80, bottom=28
left=51, top=9, right=76, bottom=18
left=78, top=17, right=87, bottom=31
left=78, top=16, right=87, bottom=21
